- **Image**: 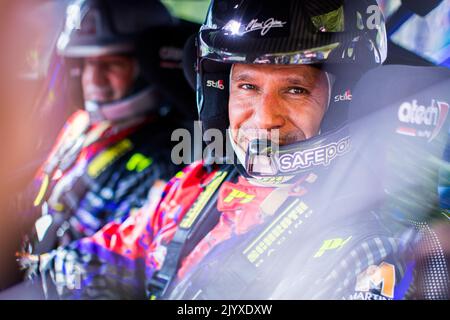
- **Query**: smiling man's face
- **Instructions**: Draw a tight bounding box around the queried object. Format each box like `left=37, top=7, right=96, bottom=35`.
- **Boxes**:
left=229, top=63, right=330, bottom=152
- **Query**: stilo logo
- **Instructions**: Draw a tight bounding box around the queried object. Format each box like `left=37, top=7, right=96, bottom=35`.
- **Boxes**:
left=206, top=80, right=225, bottom=90
left=396, top=99, right=449, bottom=142
left=334, top=90, right=352, bottom=102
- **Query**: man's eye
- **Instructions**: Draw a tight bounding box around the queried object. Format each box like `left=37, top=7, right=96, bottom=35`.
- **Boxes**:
left=108, top=61, right=130, bottom=71
left=287, top=87, right=307, bottom=95
left=239, top=84, right=256, bottom=90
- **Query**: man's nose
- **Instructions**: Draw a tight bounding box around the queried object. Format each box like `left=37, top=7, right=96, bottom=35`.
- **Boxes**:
left=254, top=92, right=285, bottom=130
left=84, top=63, right=108, bottom=86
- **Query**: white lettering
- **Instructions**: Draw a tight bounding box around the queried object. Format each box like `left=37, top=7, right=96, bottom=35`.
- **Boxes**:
left=278, top=137, right=351, bottom=172
left=398, top=100, right=439, bottom=126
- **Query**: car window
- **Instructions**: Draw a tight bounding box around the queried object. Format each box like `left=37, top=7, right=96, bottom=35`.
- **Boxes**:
left=161, top=0, right=210, bottom=24
left=390, top=0, right=450, bottom=66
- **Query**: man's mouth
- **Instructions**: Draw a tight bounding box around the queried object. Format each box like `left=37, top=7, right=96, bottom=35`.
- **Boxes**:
left=235, top=129, right=306, bottom=151
left=84, top=87, right=114, bottom=103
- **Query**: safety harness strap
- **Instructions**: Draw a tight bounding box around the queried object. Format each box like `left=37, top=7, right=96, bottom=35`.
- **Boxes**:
left=147, top=164, right=238, bottom=299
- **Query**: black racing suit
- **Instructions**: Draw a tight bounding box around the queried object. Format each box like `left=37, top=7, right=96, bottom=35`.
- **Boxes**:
left=15, top=147, right=450, bottom=299
left=20, top=109, right=182, bottom=261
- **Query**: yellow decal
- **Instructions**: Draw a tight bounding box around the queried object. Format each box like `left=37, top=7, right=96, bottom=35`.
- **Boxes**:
left=223, top=188, right=255, bottom=204
left=313, top=236, right=353, bottom=258
left=355, top=262, right=396, bottom=299
left=83, top=122, right=110, bottom=147
left=88, top=139, right=133, bottom=178
left=179, top=171, right=228, bottom=229
left=126, top=153, right=153, bottom=172
left=244, top=199, right=309, bottom=265
left=175, top=171, right=184, bottom=179
left=51, top=202, right=65, bottom=212
left=258, top=176, right=285, bottom=184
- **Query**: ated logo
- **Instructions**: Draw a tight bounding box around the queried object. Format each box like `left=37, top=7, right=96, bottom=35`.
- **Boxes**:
left=206, top=80, right=225, bottom=90
left=396, top=99, right=449, bottom=142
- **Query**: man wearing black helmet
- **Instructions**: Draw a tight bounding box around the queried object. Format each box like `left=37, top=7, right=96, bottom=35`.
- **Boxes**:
left=17, top=0, right=449, bottom=300
left=16, top=0, right=197, bottom=269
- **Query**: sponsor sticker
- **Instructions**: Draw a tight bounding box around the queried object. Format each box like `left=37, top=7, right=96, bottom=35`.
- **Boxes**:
left=396, top=99, right=449, bottom=142
left=334, top=89, right=352, bottom=102
left=313, top=236, right=352, bottom=258
left=353, top=262, right=396, bottom=299
left=277, top=137, right=351, bottom=173
left=244, top=199, right=310, bottom=267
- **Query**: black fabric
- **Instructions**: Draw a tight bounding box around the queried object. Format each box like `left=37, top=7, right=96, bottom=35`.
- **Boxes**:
left=349, top=65, right=450, bottom=124
left=198, top=61, right=231, bottom=134
left=137, top=21, right=200, bottom=122
left=165, top=153, right=414, bottom=300
left=347, top=65, right=450, bottom=299
left=149, top=165, right=238, bottom=299
left=348, top=65, right=450, bottom=210
left=28, top=115, right=183, bottom=255
left=385, top=41, right=435, bottom=67
left=401, top=0, right=443, bottom=17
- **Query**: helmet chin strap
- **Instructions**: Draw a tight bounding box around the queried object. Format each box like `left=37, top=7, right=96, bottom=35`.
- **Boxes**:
left=85, top=86, right=158, bottom=124
left=228, top=130, right=295, bottom=187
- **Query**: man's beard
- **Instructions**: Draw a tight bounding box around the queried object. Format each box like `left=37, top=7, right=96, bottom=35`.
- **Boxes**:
left=233, top=127, right=307, bottom=153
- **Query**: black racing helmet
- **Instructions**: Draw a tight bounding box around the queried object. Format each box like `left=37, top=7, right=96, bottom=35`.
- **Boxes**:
left=57, top=0, right=174, bottom=58
left=193, top=0, right=387, bottom=182
left=56, top=0, right=177, bottom=123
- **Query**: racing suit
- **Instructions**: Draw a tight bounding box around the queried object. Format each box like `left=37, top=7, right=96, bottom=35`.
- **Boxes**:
left=25, top=144, right=450, bottom=299
left=21, top=108, right=182, bottom=258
